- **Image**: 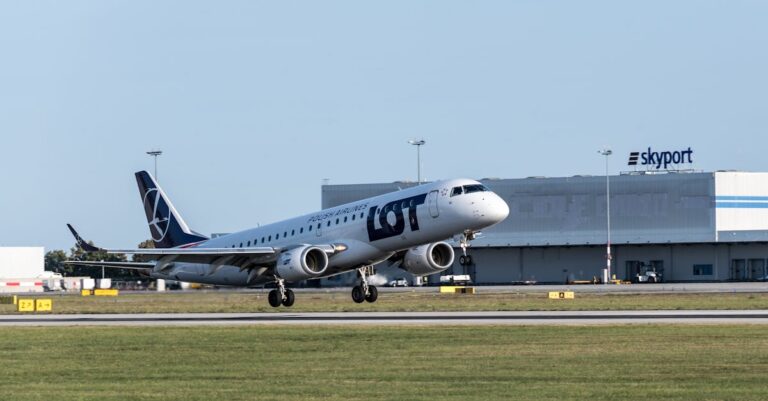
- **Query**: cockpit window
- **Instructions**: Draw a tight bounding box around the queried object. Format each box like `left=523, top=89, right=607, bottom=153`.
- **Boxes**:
left=463, top=184, right=488, bottom=194
left=451, top=184, right=489, bottom=197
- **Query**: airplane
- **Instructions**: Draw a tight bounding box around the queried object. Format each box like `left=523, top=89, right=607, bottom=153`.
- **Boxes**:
left=67, top=171, right=509, bottom=307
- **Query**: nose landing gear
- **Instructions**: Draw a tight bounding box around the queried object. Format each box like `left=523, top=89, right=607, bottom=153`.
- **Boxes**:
left=459, top=254, right=473, bottom=266
left=457, top=230, right=479, bottom=266
left=459, top=230, right=478, bottom=256
left=351, top=266, right=378, bottom=303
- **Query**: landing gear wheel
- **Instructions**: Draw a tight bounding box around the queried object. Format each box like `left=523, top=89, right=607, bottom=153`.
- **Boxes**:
left=365, top=285, right=378, bottom=303
left=282, top=289, right=295, bottom=307
left=351, top=266, right=375, bottom=304
left=459, top=255, right=473, bottom=266
left=458, top=230, right=477, bottom=261
left=351, top=285, right=365, bottom=303
left=268, top=289, right=282, bottom=308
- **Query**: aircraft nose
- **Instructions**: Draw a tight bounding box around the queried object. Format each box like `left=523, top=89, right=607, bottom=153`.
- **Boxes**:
left=476, top=193, right=509, bottom=227
left=490, top=194, right=510, bottom=223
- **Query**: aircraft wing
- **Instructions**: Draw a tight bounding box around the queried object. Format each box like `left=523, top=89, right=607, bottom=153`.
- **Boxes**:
left=66, top=223, right=344, bottom=269
left=103, top=244, right=342, bottom=256
left=92, top=244, right=346, bottom=267
left=62, top=260, right=155, bottom=270
left=67, top=223, right=280, bottom=266
left=104, top=247, right=277, bottom=256
left=100, top=247, right=281, bottom=267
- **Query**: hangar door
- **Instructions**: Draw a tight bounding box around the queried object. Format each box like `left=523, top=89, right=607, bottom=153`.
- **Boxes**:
left=749, top=259, right=765, bottom=280
left=729, top=259, right=768, bottom=280
left=730, top=259, right=745, bottom=280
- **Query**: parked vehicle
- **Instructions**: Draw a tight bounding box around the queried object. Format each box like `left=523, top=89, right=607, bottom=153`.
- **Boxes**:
left=635, top=267, right=662, bottom=283
left=440, top=274, right=472, bottom=285
left=387, top=278, right=409, bottom=287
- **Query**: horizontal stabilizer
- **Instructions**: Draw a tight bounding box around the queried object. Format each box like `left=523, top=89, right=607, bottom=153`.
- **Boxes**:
left=67, top=224, right=104, bottom=253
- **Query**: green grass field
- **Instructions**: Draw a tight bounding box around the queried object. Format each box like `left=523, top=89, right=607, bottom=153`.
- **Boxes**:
left=0, top=325, right=766, bottom=401
left=5, top=290, right=768, bottom=314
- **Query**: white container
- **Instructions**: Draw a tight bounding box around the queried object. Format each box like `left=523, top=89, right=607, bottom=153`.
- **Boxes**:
left=96, top=278, right=111, bottom=289
left=62, top=277, right=79, bottom=291
left=44, top=279, right=62, bottom=291
left=81, top=278, right=96, bottom=290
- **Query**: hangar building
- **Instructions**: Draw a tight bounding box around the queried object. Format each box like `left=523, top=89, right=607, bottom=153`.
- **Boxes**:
left=322, top=171, right=768, bottom=284
left=0, top=247, right=45, bottom=292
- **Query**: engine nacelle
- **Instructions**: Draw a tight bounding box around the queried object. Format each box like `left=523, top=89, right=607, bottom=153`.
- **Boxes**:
left=401, top=242, right=455, bottom=276
left=276, top=245, right=330, bottom=282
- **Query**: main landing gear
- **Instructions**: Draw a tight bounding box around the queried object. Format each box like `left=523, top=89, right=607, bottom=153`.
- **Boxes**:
left=268, top=277, right=295, bottom=308
left=351, top=266, right=378, bottom=304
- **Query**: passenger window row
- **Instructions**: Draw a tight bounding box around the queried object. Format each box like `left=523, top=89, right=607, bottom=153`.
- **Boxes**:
left=230, top=212, right=366, bottom=247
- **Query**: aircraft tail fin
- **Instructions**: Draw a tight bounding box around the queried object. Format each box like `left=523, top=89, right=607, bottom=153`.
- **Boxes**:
left=135, top=171, right=209, bottom=249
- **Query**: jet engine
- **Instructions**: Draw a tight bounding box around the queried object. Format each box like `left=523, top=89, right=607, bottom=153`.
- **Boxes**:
left=276, top=245, right=330, bottom=282
left=401, top=242, right=455, bottom=276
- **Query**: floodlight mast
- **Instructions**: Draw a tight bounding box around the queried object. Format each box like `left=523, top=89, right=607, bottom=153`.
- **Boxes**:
left=408, top=139, right=426, bottom=183
left=146, top=149, right=164, bottom=292
left=598, top=148, right=612, bottom=284
left=146, top=150, right=162, bottom=181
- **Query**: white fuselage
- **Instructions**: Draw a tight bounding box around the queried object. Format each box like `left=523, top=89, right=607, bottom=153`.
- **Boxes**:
left=154, top=178, right=509, bottom=286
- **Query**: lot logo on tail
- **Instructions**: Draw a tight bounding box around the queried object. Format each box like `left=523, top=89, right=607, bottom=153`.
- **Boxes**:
left=143, top=188, right=170, bottom=242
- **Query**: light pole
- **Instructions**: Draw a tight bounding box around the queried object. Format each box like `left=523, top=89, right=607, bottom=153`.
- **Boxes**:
left=408, top=139, right=426, bottom=183
left=146, top=150, right=162, bottom=180
left=408, top=139, right=426, bottom=286
left=146, top=149, right=164, bottom=291
left=598, top=148, right=612, bottom=284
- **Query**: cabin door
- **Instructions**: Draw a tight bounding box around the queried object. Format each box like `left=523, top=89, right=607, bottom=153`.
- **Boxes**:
left=428, top=190, right=439, bottom=218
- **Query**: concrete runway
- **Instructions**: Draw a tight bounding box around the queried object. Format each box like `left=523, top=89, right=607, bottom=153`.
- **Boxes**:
left=479, top=282, right=768, bottom=294
left=1, top=310, right=767, bottom=326
left=148, top=282, right=768, bottom=295
left=372, top=282, right=768, bottom=294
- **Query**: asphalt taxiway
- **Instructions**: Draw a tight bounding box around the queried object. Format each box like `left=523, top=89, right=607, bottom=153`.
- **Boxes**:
left=1, top=310, right=767, bottom=326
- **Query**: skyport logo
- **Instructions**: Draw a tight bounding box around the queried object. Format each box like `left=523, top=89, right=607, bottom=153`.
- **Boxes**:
left=628, top=147, right=694, bottom=170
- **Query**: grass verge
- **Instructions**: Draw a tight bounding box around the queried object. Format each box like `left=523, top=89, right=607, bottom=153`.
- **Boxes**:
left=4, top=290, right=768, bottom=314
left=0, top=325, right=766, bottom=400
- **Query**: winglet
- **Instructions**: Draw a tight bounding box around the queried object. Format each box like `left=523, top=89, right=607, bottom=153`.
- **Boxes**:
left=66, top=224, right=104, bottom=252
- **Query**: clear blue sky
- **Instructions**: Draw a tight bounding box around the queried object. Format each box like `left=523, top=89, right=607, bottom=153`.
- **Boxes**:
left=1, top=1, right=766, bottom=251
